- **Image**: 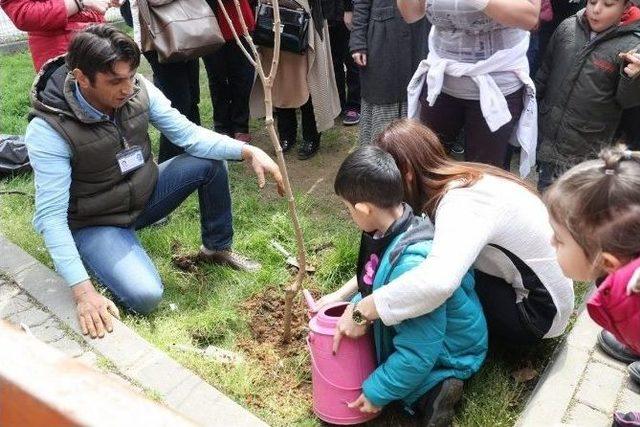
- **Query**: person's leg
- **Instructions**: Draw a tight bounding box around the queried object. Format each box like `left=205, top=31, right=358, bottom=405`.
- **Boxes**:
left=464, top=88, right=524, bottom=168
left=134, top=153, right=233, bottom=251
left=299, top=97, right=321, bottom=160
left=329, top=21, right=347, bottom=113
left=419, top=93, right=466, bottom=149
left=345, top=42, right=361, bottom=113
left=72, top=226, right=163, bottom=315
left=474, top=271, right=541, bottom=345
left=143, top=51, right=201, bottom=162
left=227, top=40, right=254, bottom=136
left=413, top=378, right=464, bottom=426
left=275, top=107, right=298, bottom=151
left=203, top=44, right=233, bottom=136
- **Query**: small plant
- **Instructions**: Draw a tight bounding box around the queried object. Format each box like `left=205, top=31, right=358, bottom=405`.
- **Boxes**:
left=215, top=0, right=307, bottom=342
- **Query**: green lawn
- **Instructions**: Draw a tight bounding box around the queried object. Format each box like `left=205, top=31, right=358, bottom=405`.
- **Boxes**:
left=0, top=49, right=587, bottom=426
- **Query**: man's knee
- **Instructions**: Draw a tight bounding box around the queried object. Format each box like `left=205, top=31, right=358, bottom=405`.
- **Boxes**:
left=125, top=279, right=164, bottom=315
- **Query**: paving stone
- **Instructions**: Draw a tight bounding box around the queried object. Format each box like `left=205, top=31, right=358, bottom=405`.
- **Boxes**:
left=566, top=402, right=611, bottom=426
left=616, top=381, right=640, bottom=413
left=517, top=343, right=591, bottom=427
left=0, top=281, right=21, bottom=301
left=0, top=292, right=34, bottom=318
left=49, top=336, right=85, bottom=358
left=592, top=347, right=629, bottom=372
left=30, top=317, right=66, bottom=343
left=7, top=305, right=51, bottom=327
left=575, top=362, right=626, bottom=413
left=75, top=351, right=98, bottom=368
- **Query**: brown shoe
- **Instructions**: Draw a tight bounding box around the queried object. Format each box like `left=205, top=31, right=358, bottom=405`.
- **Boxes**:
left=234, top=132, right=252, bottom=144
left=197, top=246, right=261, bottom=272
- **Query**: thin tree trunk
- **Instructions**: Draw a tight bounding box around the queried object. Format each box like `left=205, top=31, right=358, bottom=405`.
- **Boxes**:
left=217, top=0, right=307, bottom=342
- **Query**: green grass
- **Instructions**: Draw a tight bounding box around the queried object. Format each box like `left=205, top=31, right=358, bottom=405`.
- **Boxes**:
left=0, top=49, right=585, bottom=426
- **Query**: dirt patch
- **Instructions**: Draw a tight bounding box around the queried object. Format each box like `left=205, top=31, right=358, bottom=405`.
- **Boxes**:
left=241, top=286, right=310, bottom=358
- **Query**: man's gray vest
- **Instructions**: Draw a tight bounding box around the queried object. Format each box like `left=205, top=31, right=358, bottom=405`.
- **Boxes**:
left=29, top=57, right=158, bottom=230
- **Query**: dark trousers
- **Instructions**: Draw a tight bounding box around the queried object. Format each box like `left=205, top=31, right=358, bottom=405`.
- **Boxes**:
left=420, top=89, right=524, bottom=169
left=202, top=41, right=255, bottom=136
left=143, top=51, right=201, bottom=163
left=275, top=97, right=320, bottom=142
left=474, top=271, right=541, bottom=345
left=328, top=20, right=361, bottom=113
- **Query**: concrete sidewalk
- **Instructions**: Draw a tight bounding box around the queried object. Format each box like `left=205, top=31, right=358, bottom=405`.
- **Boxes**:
left=0, top=235, right=267, bottom=427
left=517, top=293, right=640, bottom=426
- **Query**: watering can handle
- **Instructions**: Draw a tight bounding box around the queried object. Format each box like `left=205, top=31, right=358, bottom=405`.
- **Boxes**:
left=303, top=289, right=317, bottom=312
left=306, top=337, right=364, bottom=392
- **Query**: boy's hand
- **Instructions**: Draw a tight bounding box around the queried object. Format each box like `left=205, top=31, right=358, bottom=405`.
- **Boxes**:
left=627, top=267, right=640, bottom=296
left=348, top=393, right=381, bottom=414
left=619, top=49, right=640, bottom=79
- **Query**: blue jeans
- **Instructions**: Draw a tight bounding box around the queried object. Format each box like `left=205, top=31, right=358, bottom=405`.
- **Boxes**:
left=72, top=154, right=233, bottom=314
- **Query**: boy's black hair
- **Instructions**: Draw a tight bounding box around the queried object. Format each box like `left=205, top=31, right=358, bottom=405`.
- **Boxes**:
left=66, top=24, right=141, bottom=84
left=334, top=145, right=404, bottom=208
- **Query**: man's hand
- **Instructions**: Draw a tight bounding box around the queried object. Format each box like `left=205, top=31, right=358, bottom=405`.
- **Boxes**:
left=348, top=393, right=381, bottom=414
left=620, top=49, right=640, bottom=79
left=72, top=280, right=120, bottom=339
left=241, top=145, right=285, bottom=196
left=84, top=0, right=111, bottom=13
left=333, top=303, right=368, bottom=354
left=344, top=11, right=354, bottom=31
left=352, top=52, right=367, bottom=67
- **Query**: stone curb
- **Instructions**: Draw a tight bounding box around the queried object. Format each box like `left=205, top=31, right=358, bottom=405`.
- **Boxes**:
left=516, top=294, right=598, bottom=427
left=0, top=235, right=268, bottom=427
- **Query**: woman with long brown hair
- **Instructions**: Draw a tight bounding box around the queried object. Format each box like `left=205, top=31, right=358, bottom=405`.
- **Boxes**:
left=328, top=119, right=574, bottom=349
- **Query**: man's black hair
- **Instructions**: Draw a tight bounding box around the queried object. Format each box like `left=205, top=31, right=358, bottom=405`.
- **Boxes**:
left=66, top=24, right=141, bottom=83
left=334, top=145, right=404, bottom=208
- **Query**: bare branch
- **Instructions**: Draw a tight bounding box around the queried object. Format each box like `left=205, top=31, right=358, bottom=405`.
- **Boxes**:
left=266, top=0, right=282, bottom=85
left=215, top=0, right=258, bottom=67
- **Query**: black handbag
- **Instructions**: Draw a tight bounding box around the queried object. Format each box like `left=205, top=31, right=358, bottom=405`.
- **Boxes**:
left=253, top=0, right=310, bottom=54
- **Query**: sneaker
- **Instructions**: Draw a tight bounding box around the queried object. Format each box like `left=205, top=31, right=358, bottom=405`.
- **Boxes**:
left=630, top=361, right=640, bottom=384
left=298, top=138, right=320, bottom=160
left=414, top=378, right=463, bottom=427
left=613, top=411, right=640, bottom=427
left=280, top=138, right=295, bottom=153
left=197, top=246, right=261, bottom=272
left=342, top=110, right=361, bottom=126
left=234, top=132, right=252, bottom=143
left=597, top=330, right=640, bottom=364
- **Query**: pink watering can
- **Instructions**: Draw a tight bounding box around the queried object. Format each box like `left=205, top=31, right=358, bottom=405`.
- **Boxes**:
left=303, top=290, right=380, bottom=425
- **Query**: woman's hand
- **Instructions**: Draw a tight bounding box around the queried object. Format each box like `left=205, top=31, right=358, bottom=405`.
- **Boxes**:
left=344, top=11, right=354, bottom=31
left=333, top=303, right=369, bottom=353
left=84, top=0, right=111, bottom=14
left=352, top=52, right=367, bottom=67
left=348, top=393, right=381, bottom=414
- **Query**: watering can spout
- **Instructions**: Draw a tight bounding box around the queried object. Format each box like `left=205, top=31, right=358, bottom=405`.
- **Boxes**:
left=303, top=289, right=318, bottom=312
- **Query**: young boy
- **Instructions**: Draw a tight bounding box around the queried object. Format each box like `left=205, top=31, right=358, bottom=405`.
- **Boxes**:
left=535, top=0, right=640, bottom=191
left=325, top=146, right=488, bottom=425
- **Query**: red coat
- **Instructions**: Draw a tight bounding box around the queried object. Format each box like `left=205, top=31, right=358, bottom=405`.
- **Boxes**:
left=1, top=0, right=103, bottom=71
left=215, top=0, right=254, bottom=42
left=587, top=257, right=640, bottom=355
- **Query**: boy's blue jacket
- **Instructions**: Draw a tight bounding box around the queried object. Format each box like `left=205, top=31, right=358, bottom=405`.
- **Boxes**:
left=358, top=218, right=488, bottom=407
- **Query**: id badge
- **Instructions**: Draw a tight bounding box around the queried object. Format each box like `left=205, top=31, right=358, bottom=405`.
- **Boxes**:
left=116, top=146, right=145, bottom=175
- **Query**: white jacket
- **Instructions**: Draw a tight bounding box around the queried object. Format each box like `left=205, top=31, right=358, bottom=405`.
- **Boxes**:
left=407, top=32, right=537, bottom=177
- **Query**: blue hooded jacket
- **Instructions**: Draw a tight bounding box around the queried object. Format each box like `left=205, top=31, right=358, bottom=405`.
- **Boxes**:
left=358, top=218, right=488, bottom=407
